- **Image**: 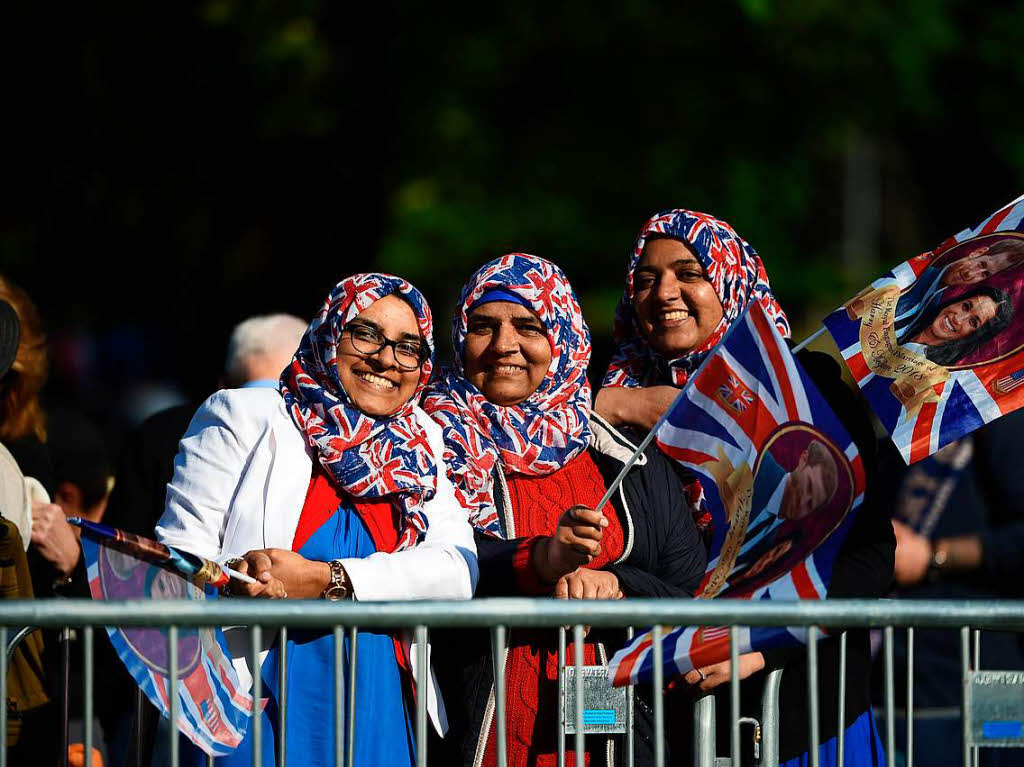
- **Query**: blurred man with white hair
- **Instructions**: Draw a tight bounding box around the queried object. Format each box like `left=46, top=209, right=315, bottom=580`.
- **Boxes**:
left=222, top=313, right=308, bottom=389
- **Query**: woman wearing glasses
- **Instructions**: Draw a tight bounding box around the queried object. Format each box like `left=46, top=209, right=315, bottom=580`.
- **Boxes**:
left=156, top=274, right=476, bottom=766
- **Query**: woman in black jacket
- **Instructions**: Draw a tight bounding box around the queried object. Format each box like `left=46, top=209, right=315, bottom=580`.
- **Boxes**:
left=595, top=208, right=895, bottom=765
left=424, top=254, right=707, bottom=767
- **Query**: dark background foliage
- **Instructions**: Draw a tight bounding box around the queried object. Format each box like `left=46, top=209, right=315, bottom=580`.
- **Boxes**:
left=3, top=0, right=1023, bottom=446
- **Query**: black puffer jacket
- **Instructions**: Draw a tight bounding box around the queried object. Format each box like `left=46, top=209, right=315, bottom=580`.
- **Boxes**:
left=430, top=414, right=707, bottom=767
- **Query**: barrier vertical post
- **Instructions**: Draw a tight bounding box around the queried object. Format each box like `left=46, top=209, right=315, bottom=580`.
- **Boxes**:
left=334, top=626, right=344, bottom=767
left=961, top=627, right=970, bottom=767
left=652, top=625, right=664, bottom=767
left=972, top=630, right=981, bottom=767
left=0, top=625, right=8, bottom=767
left=573, top=625, right=584, bottom=766
left=490, top=625, right=507, bottom=767
left=250, top=625, right=262, bottom=767
left=730, top=626, right=740, bottom=765
left=837, top=631, right=846, bottom=767
left=808, top=626, right=820, bottom=767
left=83, top=625, right=94, bottom=767
left=884, top=625, right=895, bottom=765
left=626, top=626, right=635, bottom=767
left=906, top=628, right=914, bottom=767
left=415, top=625, right=429, bottom=767
left=557, top=627, right=565, bottom=767
left=278, top=627, right=287, bottom=767
left=169, top=625, right=180, bottom=767
left=347, top=627, right=358, bottom=767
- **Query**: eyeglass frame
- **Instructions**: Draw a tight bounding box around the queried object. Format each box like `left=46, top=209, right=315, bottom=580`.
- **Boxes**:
left=342, top=321, right=430, bottom=371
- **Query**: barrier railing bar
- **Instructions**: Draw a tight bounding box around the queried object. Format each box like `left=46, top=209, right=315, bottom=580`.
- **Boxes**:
left=557, top=627, right=565, bottom=767
left=837, top=630, right=846, bottom=767
left=134, top=687, right=145, bottom=766
left=972, top=630, right=981, bottom=767
left=651, top=624, right=664, bottom=767
left=906, top=627, right=913, bottom=767
left=0, top=626, right=8, bottom=767
left=4, top=598, right=1023, bottom=629
left=415, top=625, right=429, bottom=767
left=169, top=625, right=180, bottom=767
left=693, top=694, right=715, bottom=767
left=84, top=625, right=93, bottom=767
left=573, top=624, right=584, bottom=766
left=333, top=626, right=344, bottom=767
left=490, top=625, right=507, bottom=767
left=960, top=626, right=970, bottom=767
left=346, top=627, right=357, bottom=767
left=808, top=625, right=820, bottom=767
left=730, top=625, right=740, bottom=765
left=278, top=627, right=287, bottom=767
left=626, top=626, right=635, bottom=767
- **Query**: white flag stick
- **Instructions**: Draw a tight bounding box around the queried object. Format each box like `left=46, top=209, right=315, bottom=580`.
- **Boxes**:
left=224, top=567, right=259, bottom=585
left=791, top=325, right=826, bottom=354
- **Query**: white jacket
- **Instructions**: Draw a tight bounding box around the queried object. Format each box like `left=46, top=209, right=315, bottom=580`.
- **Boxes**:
left=155, top=387, right=476, bottom=732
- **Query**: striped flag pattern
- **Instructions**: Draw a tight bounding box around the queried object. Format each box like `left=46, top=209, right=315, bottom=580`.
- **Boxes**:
left=822, top=194, right=1024, bottom=464
left=608, top=303, right=865, bottom=687
left=75, top=520, right=260, bottom=755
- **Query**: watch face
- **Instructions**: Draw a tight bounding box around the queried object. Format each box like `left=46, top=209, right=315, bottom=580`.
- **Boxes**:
left=324, top=585, right=346, bottom=601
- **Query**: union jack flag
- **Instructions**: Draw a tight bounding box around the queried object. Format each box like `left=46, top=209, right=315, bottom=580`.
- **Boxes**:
left=822, top=193, right=1024, bottom=464
left=75, top=521, right=261, bottom=755
left=717, top=374, right=755, bottom=413
left=608, top=302, right=865, bottom=687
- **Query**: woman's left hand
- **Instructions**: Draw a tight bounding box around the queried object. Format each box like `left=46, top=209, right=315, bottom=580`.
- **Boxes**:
left=554, top=568, right=623, bottom=600
left=683, top=652, right=765, bottom=692
left=238, top=548, right=332, bottom=599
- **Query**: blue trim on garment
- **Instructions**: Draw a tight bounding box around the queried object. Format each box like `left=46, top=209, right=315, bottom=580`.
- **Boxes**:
left=457, top=546, right=480, bottom=594
left=469, top=288, right=533, bottom=312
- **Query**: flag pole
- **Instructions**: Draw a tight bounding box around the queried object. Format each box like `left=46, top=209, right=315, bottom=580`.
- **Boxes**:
left=791, top=326, right=825, bottom=354
left=592, top=386, right=688, bottom=512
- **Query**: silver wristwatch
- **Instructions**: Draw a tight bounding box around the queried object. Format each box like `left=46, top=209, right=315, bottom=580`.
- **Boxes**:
left=321, top=559, right=351, bottom=601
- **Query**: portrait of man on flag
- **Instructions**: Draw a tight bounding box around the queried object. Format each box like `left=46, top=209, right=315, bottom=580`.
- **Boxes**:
left=822, top=194, right=1024, bottom=464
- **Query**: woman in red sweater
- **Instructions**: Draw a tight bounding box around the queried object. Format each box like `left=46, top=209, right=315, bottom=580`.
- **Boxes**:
left=424, top=254, right=706, bottom=767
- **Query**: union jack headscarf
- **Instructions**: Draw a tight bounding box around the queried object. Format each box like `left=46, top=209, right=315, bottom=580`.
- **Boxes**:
left=423, top=254, right=592, bottom=536
left=280, top=273, right=436, bottom=551
left=603, top=209, right=790, bottom=389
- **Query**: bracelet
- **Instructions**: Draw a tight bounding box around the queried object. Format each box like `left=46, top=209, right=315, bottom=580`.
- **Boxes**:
left=321, top=560, right=351, bottom=601
left=221, top=557, right=245, bottom=596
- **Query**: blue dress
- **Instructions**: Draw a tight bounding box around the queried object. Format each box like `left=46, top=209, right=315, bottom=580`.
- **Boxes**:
left=781, top=710, right=886, bottom=767
left=184, top=500, right=415, bottom=766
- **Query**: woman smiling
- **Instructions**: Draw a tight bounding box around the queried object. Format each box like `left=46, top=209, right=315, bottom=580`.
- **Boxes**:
left=594, top=209, right=894, bottom=766
left=899, top=284, right=1013, bottom=366
left=425, top=254, right=706, bottom=766
left=156, top=274, right=476, bottom=767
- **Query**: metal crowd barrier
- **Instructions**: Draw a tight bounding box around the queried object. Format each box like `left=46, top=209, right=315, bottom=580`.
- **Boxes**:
left=2, top=598, right=1023, bottom=767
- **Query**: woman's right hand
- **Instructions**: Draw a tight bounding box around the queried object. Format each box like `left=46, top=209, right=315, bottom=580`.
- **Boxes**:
left=532, top=505, right=607, bottom=584
left=594, top=385, right=679, bottom=431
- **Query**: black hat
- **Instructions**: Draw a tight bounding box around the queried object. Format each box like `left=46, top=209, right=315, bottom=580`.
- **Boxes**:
left=0, top=300, right=19, bottom=380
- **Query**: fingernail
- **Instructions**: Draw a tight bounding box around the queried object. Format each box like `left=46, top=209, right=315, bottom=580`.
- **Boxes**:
left=600, top=516, right=609, bottom=527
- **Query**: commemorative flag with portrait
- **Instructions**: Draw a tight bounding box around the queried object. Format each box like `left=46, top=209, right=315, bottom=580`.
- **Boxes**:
left=71, top=518, right=261, bottom=755
left=822, top=193, right=1024, bottom=464
left=608, top=302, right=865, bottom=687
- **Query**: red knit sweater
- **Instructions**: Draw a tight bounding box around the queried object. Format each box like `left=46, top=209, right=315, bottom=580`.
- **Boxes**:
left=481, top=451, right=624, bottom=767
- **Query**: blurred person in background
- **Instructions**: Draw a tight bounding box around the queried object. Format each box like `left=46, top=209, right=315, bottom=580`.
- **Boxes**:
left=594, top=209, right=894, bottom=766
left=875, top=412, right=1024, bottom=767
left=103, top=312, right=306, bottom=539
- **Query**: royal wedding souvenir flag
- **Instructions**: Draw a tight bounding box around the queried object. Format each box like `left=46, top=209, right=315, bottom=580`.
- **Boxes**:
left=72, top=519, right=260, bottom=756
left=608, top=302, right=865, bottom=687
left=822, top=194, right=1024, bottom=464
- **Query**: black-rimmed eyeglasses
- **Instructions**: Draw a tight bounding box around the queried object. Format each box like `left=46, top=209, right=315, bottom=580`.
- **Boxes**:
left=343, top=323, right=429, bottom=371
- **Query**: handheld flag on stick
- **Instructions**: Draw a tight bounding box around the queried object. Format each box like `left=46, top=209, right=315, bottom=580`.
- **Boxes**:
left=70, top=518, right=262, bottom=755
left=607, top=302, right=865, bottom=687
left=821, top=193, right=1024, bottom=464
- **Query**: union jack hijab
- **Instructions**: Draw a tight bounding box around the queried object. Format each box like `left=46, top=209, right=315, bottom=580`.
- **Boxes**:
left=280, top=274, right=436, bottom=551
left=603, top=209, right=790, bottom=389
left=423, top=254, right=592, bottom=536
